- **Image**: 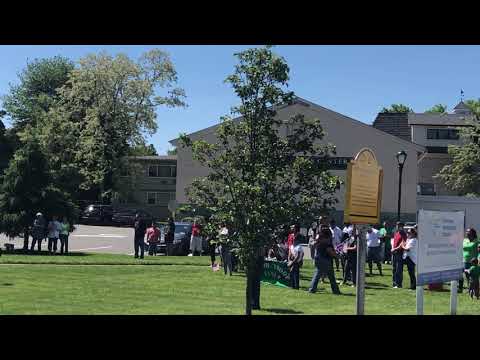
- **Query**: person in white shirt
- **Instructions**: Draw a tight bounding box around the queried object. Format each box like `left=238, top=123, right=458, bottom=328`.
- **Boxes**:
left=288, top=236, right=305, bottom=289
left=47, top=215, right=62, bottom=255
left=308, top=222, right=317, bottom=261
left=330, top=219, right=343, bottom=271
left=401, top=228, right=417, bottom=290
left=366, top=226, right=383, bottom=276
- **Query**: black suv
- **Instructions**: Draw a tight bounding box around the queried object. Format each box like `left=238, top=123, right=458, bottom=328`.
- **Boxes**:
left=80, top=205, right=114, bottom=225
left=111, top=208, right=153, bottom=227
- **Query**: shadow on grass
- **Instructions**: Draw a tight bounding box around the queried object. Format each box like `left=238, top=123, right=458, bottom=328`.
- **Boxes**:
left=5, top=249, right=92, bottom=257
left=262, top=308, right=304, bottom=314
left=365, top=282, right=390, bottom=288
left=1, top=283, right=14, bottom=286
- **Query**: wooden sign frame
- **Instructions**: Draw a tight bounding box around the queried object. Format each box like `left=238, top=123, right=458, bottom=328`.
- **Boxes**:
left=344, top=148, right=383, bottom=225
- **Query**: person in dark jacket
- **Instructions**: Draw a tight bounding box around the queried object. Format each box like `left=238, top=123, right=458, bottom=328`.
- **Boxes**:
left=165, top=217, right=175, bottom=256
left=133, top=213, right=147, bottom=259
left=309, top=225, right=341, bottom=294
left=31, top=212, right=46, bottom=252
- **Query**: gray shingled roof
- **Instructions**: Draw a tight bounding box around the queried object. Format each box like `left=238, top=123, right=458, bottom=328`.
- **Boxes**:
left=127, top=155, right=177, bottom=161
left=407, top=113, right=473, bottom=126
left=372, top=113, right=411, bottom=142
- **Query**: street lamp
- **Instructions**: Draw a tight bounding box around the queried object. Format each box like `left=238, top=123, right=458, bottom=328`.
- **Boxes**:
left=396, top=150, right=407, bottom=222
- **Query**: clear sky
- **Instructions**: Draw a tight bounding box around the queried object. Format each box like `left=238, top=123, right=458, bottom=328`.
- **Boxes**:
left=1, top=45, right=479, bottom=154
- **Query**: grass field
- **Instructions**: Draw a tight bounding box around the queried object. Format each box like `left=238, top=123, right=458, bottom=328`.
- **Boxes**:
left=0, top=252, right=479, bottom=315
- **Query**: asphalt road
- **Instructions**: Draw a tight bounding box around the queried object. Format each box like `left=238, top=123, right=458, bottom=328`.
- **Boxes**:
left=0, top=225, right=137, bottom=255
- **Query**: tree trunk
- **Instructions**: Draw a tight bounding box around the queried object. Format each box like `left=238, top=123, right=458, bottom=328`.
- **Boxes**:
left=245, top=256, right=256, bottom=315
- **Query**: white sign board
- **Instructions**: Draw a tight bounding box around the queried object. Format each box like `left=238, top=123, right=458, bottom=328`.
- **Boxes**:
left=417, top=209, right=464, bottom=285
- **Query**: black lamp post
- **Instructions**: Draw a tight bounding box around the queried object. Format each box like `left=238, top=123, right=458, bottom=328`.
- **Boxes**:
left=396, top=150, right=407, bottom=222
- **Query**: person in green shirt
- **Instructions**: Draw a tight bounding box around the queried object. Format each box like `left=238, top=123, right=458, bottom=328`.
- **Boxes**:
left=59, top=217, right=71, bottom=255
left=465, top=258, right=480, bottom=299
left=460, top=228, right=479, bottom=293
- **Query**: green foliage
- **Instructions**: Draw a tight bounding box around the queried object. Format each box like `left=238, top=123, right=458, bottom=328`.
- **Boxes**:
left=128, top=143, right=158, bottom=156
left=380, top=104, right=413, bottom=113
left=465, top=99, right=480, bottom=114
left=2, top=56, right=74, bottom=132
left=167, top=147, right=177, bottom=156
left=0, top=138, right=78, bottom=238
left=179, top=47, right=339, bottom=313
left=436, top=108, right=480, bottom=196
left=53, top=50, right=186, bottom=202
left=426, top=104, right=447, bottom=114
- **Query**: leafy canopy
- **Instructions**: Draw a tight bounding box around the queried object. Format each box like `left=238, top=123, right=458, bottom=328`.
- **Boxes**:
left=179, top=46, right=339, bottom=313
left=381, top=104, right=413, bottom=113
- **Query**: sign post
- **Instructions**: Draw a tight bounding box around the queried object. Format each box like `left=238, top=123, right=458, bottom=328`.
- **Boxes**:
left=344, top=148, right=383, bottom=316
left=168, top=200, right=179, bottom=220
left=417, top=209, right=464, bottom=315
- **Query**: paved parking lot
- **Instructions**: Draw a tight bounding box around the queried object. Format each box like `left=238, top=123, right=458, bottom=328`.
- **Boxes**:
left=0, top=225, right=136, bottom=255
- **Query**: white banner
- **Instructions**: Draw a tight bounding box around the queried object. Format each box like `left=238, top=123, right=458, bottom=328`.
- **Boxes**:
left=417, top=209, right=464, bottom=285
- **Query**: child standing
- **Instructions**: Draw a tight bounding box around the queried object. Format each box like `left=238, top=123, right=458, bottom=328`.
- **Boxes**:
left=59, top=217, right=71, bottom=255
left=288, top=235, right=304, bottom=289
left=466, top=258, right=480, bottom=300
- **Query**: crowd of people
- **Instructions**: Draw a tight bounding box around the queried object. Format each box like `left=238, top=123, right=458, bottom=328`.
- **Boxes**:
left=28, top=212, right=72, bottom=255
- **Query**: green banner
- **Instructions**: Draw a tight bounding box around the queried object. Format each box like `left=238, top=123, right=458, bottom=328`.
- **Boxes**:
left=261, top=260, right=290, bottom=288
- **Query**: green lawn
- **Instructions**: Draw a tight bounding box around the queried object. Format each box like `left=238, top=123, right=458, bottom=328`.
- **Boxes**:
left=0, top=252, right=479, bottom=315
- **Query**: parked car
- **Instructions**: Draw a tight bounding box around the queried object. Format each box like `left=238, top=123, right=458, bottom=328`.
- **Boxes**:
left=404, top=222, right=417, bottom=232
left=111, top=208, right=153, bottom=227
left=154, top=222, right=193, bottom=256
left=80, top=204, right=114, bottom=225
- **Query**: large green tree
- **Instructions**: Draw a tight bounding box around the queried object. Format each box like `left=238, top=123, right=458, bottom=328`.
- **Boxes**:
left=2, top=56, right=74, bottom=132
left=0, top=138, right=78, bottom=248
left=380, top=104, right=413, bottom=113
left=53, top=50, right=186, bottom=203
left=437, top=101, right=480, bottom=195
left=180, top=47, right=339, bottom=315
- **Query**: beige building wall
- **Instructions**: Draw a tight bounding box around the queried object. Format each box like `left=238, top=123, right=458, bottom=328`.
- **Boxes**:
left=174, top=100, right=422, bottom=216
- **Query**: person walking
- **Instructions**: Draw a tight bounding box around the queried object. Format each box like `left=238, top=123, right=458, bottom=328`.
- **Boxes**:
left=31, top=212, right=46, bottom=252
left=366, top=226, right=383, bottom=276
left=133, top=213, right=147, bottom=259
left=219, top=223, right=232, bottom=275
left=146, top=221, right=160, bottom=256
left=391, top=222, right=407, bottom=288
left=401, top=228, right=417, bottom=290
left=288, top=235, right=304, bottom=289
left=459, top=228, right=479, bottom=293
left=47, top=216, right=61, bottom=255
left=342, top=225, right=358, bottom=287
left=330, top=219, right=342, bottom=272
left=308, top=225, right=341, bottom=294
left=59, top=216, right=71, bottom=255
left=379, top=221, right=392, bottom=264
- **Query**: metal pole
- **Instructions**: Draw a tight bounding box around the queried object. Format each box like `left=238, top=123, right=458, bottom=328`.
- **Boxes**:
left=356, top=225, right=366, bottom=315
left=416, top=285, right=424, bottom=315
left=450, top=280, right=458, bottom=315
left=397, top=164, right=403, bottom=222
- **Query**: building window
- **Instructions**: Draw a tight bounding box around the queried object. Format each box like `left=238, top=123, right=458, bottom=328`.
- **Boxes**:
left=426, top=146, right=448, bottom=154
left=427, top=128, right=459, bottom=140
left=418, top=183, right=436, bottom=196
left=146, top=192, right=176, bottom=205
left=147, top=192, right=156, bottom=205
left=147, top=165, right=176, bottom=178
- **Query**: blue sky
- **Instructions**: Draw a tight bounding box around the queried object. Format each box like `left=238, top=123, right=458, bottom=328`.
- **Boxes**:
left=1, top=45, right=479, bottom=154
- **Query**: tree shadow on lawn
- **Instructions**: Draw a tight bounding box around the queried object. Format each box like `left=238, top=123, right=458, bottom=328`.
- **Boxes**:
left=262, top=308, right=304, bottom=314
left=1, top=283, right=14, bottom=286
left=365, top=282, right=390, bottom=288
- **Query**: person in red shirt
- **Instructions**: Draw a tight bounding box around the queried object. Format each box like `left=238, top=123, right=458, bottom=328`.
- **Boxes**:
left=146, top=222, right=160, bottom=256
left=287, top=225, right=297, bottom=249
left=391, top=222, right=407, bottom=288
left=190, top=220, right=203, bottom=256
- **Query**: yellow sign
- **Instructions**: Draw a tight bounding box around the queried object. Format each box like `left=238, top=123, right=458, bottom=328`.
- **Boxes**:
left=344, top=148, right=383, bottom=224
